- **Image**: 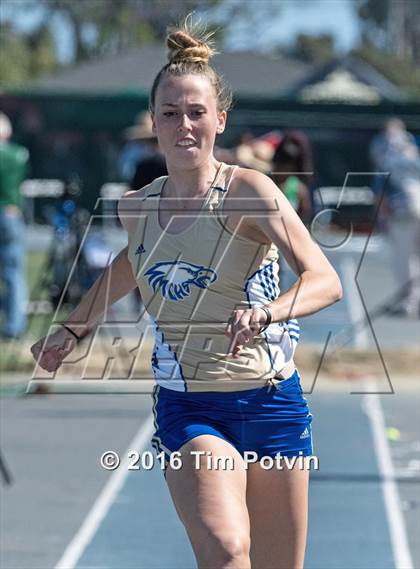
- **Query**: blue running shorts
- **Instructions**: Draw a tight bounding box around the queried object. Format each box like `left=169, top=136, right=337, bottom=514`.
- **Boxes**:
left=151, top=368, right=313, bottom=465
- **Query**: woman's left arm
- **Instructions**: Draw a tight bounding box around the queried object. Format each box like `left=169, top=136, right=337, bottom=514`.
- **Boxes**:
left=225, top=170, right=343, bottom=357
left=250, top=171, right=342, bottom=321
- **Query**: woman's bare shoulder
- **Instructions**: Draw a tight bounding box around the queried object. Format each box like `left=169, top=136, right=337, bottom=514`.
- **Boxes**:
left=117, top=179, right=162, bottom=234
left=230, top=167, right=279, bottom=198
left=117, top=188, right=142, bottom=232
left=226, top=166, right=303, bottom=239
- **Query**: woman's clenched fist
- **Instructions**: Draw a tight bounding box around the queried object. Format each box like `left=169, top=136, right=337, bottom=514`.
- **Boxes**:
left=224, top=307, right=269, bottom=359
left=31, top=328, right=78, bottom=373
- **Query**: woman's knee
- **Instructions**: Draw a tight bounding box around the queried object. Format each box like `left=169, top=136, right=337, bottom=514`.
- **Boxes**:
left=197, top=530, right=251, bottom=567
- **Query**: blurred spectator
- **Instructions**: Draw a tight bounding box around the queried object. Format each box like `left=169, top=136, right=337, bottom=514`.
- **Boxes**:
left=271, top=131, right=314, bottom=225
left=370, top=118, right=420, bottom=318
left=120, top=111, right=167, bottom=190
left=44, top=131, right=85, bottom=181
left=214, top=145, right=236, bottom=164
left=0, top=113, right=29, bottom=339
left=236, top=136, right=274, bottom=173
left=130, top=137, right=167, bottom=191
left=234, top=131, right=282, bottom=172
left=118, top=112, right=157, bottom=182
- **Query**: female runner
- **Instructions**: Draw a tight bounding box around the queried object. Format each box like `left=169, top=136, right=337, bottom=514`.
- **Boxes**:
left=31, top=19, right=342, bottom=569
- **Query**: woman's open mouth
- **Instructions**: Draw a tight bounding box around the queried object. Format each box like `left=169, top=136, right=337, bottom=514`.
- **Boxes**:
left=176, top=138, right=197, bottom=149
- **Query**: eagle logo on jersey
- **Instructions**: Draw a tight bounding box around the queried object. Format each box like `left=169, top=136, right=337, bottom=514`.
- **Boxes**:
left=144, top=261, right=217, bottom=301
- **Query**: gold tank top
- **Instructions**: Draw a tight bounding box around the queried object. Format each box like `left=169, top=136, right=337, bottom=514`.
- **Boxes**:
left=127, top=162, right=300, bottom=392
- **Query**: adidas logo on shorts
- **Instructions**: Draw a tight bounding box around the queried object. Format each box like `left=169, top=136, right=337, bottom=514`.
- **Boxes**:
left=300, top=427, right=310, bottom=439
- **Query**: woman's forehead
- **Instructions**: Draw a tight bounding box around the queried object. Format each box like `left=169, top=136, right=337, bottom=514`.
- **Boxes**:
left=156, top=74, right=214, bottom=106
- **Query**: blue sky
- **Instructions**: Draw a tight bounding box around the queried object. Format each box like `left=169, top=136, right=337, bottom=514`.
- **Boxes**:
left=2, top=0, right=361, bottom=63
left=212, top=0, right=360, bottom=53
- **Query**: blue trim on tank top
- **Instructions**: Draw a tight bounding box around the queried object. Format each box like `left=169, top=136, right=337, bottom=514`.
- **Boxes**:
left=141, top=191, right=161, bottom=200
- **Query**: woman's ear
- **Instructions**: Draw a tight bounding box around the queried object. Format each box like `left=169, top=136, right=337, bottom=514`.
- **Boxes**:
left=151, top=113, right=156, bottom=134
left=216, top=111, right=227, bottom=134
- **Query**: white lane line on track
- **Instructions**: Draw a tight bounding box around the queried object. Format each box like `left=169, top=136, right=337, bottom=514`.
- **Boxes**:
left=363, top=383, right=414, bottom=569
left=340, top=256, right=370, bottom=348
left=55, top=415, right=155, bottom=569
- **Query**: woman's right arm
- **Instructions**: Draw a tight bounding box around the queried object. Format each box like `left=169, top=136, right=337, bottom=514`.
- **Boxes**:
left=31, top=189, right=143, bottom=372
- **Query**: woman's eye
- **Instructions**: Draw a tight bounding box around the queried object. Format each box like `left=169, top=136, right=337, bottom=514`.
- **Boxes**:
left=162, top=110, right=204, bottom=118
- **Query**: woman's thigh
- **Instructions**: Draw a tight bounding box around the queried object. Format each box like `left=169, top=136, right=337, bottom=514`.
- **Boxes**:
left=165, top=434, right=251, bottom=568
left=246, top=460, right=310, bottom=569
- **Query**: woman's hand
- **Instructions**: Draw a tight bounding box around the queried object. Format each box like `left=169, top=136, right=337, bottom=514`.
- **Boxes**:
left=224, top=307, right=268, bottom=359
left=30, top=328, right=78, bottom=373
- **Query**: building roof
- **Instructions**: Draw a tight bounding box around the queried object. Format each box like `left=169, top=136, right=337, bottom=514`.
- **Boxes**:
left=31, top=46, right=404, bottom=103
left=286, top=55, right=406, bottom=103
left=31, top=45, right=312, bottom=96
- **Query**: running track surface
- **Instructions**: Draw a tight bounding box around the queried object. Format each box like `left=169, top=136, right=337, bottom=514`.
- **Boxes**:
left=1, top=385, right=419, bottom=569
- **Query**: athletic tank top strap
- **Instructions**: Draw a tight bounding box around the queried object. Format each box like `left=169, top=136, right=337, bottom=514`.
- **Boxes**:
left=142, top=176, right=168, bottom=200
left=142, top=163, right=236, bottom=207
left=207, top=163, right=238, bottom=211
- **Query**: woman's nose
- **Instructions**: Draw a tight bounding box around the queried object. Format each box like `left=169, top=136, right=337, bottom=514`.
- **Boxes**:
left=177, top=114, right=192, bottom=132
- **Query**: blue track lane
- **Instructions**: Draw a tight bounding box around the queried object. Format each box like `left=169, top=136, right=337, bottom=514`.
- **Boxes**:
left=306, top=392, right=394, bottom=569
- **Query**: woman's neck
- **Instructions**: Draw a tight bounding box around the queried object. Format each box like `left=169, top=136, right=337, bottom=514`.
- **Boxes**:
left=164, top=158, right=221, bottom=199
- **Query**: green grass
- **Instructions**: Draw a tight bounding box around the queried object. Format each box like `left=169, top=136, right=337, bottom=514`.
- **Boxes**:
left=0, top=251, right=67, bottom=375
left=25, top=250, right=63, bottom=339
left=27, top=250, right=49, bottom=292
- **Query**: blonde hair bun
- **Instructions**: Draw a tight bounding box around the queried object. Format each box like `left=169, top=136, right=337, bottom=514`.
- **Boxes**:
left=167, top=16, right=216, bottom=65
left=150, top=14, right=232, bottom=113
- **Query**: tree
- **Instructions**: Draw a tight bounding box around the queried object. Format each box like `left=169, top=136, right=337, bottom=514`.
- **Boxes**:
left=2, top=0, right=222, bottom=65
left=353, top=1, right=420, bottom=99
left=0, top=22, right=58, bottom=87
left=287, top=33, right=336, bottom=64
left=356, top=0, right=420, bottom=64
left=351, top=40, right=420, bottom=99
left=27, top=24, right=59, bottom=78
